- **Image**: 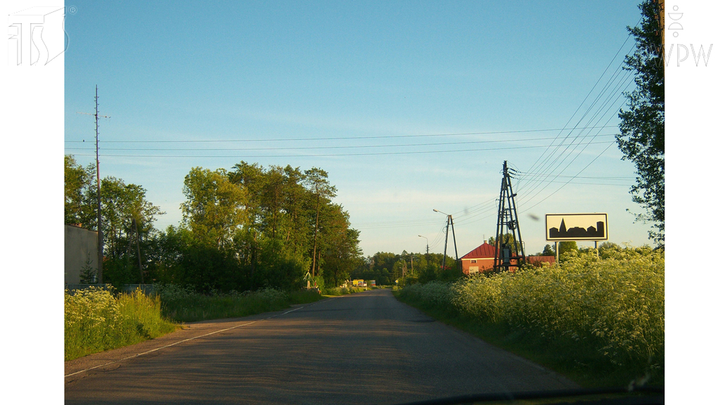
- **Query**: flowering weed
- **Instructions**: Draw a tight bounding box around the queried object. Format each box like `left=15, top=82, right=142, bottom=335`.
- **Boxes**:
left=397, top=248, right=664, bottom=386
left=65, top=287, right=178, bottom=361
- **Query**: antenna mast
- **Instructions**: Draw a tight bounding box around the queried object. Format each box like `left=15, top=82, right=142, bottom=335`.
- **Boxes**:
left=78, top=85, right=110, bottom=284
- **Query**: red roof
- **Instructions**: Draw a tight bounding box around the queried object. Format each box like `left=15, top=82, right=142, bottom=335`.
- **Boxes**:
left=527, top=256, right=556, bottom=266
left=461, top=242, right=496, bottom=259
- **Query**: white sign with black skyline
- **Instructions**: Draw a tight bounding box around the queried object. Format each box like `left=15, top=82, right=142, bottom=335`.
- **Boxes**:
left=546, top=213, right=608, bottom=241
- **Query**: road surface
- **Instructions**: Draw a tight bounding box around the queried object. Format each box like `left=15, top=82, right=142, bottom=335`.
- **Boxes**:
left=65, top=289, right=578, bottom=404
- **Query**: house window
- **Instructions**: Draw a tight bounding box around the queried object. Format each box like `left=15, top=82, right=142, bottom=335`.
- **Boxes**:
left=471, top=260, right=477, bottom=263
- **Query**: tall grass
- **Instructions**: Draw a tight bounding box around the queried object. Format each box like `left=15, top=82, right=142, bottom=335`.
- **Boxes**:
left=65, top=285, right=324, bottom=361
left=397, top=247, right=664, bottom=387
left=65, top=287, right=178, bottom=361
left=154, top=284, right=324, bottom=323
left=323, top=286, right=367, bottom=296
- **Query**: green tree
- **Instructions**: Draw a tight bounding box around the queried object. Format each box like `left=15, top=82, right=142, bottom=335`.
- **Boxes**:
left=315, top=199, right=363, bottom=288
left=617, top=0, right=664, bottom=246
left=173, top=163, right=360, bottom=292
left=181, top=167, right=247, bottom=249
left=98, top=177, right=163, bottom=258
left=96, top=177, right=164, bottom=286
left=65, top=155, right=164, bottom=286
left=541, top=244, right=556, bottom=256
left=303, top=168, right=337, bottom=279
left=558, top=241, right=578, bottom=259
left=64, top=155, right=95, bottom=226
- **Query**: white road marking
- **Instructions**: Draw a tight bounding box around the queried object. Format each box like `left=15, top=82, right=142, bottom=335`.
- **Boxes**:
left=65, top=305, right=307, bottom=378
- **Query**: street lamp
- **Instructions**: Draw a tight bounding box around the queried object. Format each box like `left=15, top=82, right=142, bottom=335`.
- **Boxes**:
left=433, top=209, right=459, bottom=271
left=418, top=235, right=429, bottom=254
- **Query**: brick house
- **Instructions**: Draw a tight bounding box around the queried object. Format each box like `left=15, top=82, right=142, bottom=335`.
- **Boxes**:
left=460, top=241, right=496, bottom=275
left=461, top=241, right=556, bottom=275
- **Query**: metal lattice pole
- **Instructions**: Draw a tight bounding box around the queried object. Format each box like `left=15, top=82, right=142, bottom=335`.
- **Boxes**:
left=493, top=161, right=525, bottom=271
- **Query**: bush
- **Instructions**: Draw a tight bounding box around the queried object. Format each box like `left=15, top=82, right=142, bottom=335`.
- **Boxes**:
left=65, top=286, right=178, bottom=360
left=154, top=284, right=324, bottom=323
left=398, top=247, right=664, bottom=385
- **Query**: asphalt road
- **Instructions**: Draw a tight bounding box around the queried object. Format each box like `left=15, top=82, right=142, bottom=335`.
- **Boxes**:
left=65, top=289, right=579, bottom=404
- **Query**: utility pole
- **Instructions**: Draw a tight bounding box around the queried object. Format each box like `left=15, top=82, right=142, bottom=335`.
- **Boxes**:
left=434, top=209, right=459, bottom=272
left=493, top=161, right=525, bottom=271
left=78, top=86, right=110, bottom=284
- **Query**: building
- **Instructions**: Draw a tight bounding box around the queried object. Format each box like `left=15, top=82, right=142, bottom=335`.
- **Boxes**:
left=525, top=255, right=556, bottom=267
left=461, top=241, right=556, bottom=275
left=460, top=241, right=496, bottom=275
left=65, top=224, right=98, bottom=284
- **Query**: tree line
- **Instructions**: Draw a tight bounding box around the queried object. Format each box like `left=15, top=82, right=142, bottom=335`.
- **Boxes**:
left=354, top=251, right=462, bottom=286
left=65, top=156, right=363, bottom=292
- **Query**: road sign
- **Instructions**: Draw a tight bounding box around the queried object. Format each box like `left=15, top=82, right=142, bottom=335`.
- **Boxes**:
left=546, top=213, right=608, bottom=241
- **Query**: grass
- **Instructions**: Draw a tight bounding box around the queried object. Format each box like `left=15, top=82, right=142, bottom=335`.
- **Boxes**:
left=394, top=247, right=664, bottom=389
left=323, top=285, right=368, bottom=296
left=65, top=285, right=325, bottom=361
left=65, top=286, right=179, bottom=361
left=155, top=285, right=324, bottom=323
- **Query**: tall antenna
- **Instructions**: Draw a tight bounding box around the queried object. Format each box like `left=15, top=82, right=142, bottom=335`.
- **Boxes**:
left=493, top=161, right=525, bottom=271
left=78, top=85, right=110, bottom=284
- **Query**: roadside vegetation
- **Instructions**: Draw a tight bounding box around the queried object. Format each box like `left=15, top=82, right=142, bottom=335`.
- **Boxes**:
left=155, top=284, right=323, bottom=323
left=65, top=285, right=324, bottom=361
left=395, top=245, right=664, bottom=388
left=65, top=287, right=178, bottom=361
left=323, top=286, right=368, bottom=296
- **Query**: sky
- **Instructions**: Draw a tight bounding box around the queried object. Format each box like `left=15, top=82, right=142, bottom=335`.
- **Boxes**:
left=59, top=0, right=658, bottom=258
left=3, top=1, right=719, bottom=401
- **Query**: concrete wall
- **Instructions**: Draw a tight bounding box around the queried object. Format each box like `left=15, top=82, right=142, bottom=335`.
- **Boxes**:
left=65, top=225, right=98, bottom=284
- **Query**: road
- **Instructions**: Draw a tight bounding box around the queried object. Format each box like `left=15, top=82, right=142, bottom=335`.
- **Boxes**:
left=65, top=289, right=578, bottom=404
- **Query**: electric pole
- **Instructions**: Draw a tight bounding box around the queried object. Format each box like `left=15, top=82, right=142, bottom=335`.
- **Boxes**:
left=493, top=161, right=525, bottom=271
left=78, top=85, right=110, bottom=284
left=434, top=209, right=459, bottom=272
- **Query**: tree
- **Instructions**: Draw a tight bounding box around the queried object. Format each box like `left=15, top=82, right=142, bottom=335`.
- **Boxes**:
left=541, top=244, right=556, bottom=256
left=558, top=241, right=578, bottom=258
left=617, top=0, right=664, bottom=246
left=175, top=163, right=361, bottom=292
left=65, top=155, right=165, bottom=286
left=181, top=167, right=247, bottom=249
left=303, top=168, right=337, bottom=279
left=96, top=177, right=164, bottom=286
left=64, top=155, right=95, bottom=226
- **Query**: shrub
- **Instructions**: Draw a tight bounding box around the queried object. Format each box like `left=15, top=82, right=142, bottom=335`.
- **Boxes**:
left=65, top=286, right=177, bottom=360
left=399, top=247, right=664, bottom=384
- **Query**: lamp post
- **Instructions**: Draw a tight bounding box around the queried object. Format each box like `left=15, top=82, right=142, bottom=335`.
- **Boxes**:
left=433, top=209, right=459, bottom=272
left=418, top=235, right=429, bottom=254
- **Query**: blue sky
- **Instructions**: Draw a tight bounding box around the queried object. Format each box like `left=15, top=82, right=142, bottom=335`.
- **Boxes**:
left=61, top=0, right=658, bottom=257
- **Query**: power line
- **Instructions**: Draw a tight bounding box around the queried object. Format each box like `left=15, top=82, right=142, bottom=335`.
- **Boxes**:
left=66, top=133, right=619, bottom=152
left=64, top=125, right=617, bottom=144
left=65, top=139, right=618, bottom=159
left=516, top=25, right=637, bottom=206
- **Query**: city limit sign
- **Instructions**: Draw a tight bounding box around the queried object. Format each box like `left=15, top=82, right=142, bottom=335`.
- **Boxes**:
left=546, top=213, right=608, bottom=241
